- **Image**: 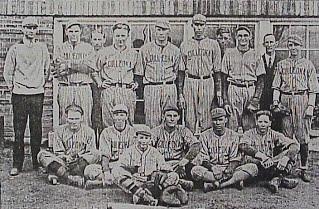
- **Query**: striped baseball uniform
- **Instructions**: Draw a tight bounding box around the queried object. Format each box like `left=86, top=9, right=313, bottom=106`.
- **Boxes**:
left=151, top=124, right=199, bottom=162
left=90, top=46, right=138, bottom=127
left=55, top=41, right=94, bottom=125
left=272, top=58, right=319, bottom=144
left=180, top=37, right=221, bottom=133
left=37, top=124, right=99, bottom=171
left=191, top=128, right=257, bottom=181
left=136, top=41, right=181, bottom=128
left=221, top=48, right=265, bottom=131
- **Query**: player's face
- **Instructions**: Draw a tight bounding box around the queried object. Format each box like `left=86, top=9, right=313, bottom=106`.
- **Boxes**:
left=263, top=35, right=277, bottom=54
left=113, top=28, right=129, bottom=48
left=164, top=110, right=180, bottom=128
left=137, top=134, right=151, bottom=151
left=155, top=27, right=169, bottom=42
left=212, top=116, right=227, bottom=132
left=22, top=25, right=38, bottom=40
left=66, top=110, right=83, bottom=131
left=256, top=115, right=271, bottom=134
left=66, top=25, right=81, bottom=44
left=236, top=29, right=251, bottom=47
left=112, top=112, right=128, bottom=127
left=91, top=32, right=105, bottom=50
left=288, top=41, right=302, bottom=57
left=192, top=22, right=206, bottom=37
left=217, top=32, right=232, bottom=49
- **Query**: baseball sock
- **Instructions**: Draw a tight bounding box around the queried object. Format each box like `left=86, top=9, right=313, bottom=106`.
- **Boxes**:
left=219, top=170, right=250, bottom=188
left=300, top=143, right=309, bottom=169
left=118, top=176, right=139, bottom=194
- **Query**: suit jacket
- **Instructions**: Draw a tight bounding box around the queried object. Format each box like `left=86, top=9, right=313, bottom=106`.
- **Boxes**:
left=260, top=53, right=280, bottom=110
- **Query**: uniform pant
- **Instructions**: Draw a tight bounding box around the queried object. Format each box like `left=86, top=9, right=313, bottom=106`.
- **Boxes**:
left=83, top=162, right=117, bottom=181
left=183, top=77, right=215, bottom=133
left=101, top=86, right=136, bottom=127
left=12, top=93, right=44, bottom=170
left=58, top=85, right=93, bottom=126
left=144, top=84, right=177, bottom=129
left=227, top=84, right=256, bottom=132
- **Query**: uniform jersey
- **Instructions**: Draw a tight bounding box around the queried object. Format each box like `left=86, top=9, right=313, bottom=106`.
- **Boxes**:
left=180, top=37, right=221, bottom=76
left=136, top=41, right=181, bottom=83
left=92, top=45, right=138, bottom=84
left=221, top=48, right=265, bottom=81
left=151, top=124, right=199, bottom=161
left=197, top=128, right=240, bottom=167
left=272, top=58, right=319, bottom=93
left=53, top=124, right=96, bottom=156
left=99, top=125, right=136, bottom=162
left=118, top=145, right=172, bottom=177
left=55, top=41, right=94, bottom=84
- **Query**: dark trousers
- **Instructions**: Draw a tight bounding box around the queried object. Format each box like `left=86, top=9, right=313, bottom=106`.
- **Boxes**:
left=12, top=93, right=44, bottom=170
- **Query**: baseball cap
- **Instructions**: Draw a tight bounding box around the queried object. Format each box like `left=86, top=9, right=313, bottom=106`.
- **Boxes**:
left=134, top=124, right=152, bottom=136
left=211, top=108, right=227, bottom=119
left=236, top=26, right=251, bottom=35
left=22, top=17, right=38, bottom=27
left=217, top=27, right=230, bottom=36
left=155, top=20, right=170, bottom=30
left=112, top=104, right=128, bottom=114
left=163, top=103, right=179, bottom=113
left=287, top=34, right=303, bottom=46
left=65, top=20, right=81, bottom=30
left=192, top=14, right=206, bottom=24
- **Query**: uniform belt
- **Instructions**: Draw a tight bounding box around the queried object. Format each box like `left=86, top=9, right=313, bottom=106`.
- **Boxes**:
left=144, top=81, right=174, bottom=86
left=281, top=90, right=307, bottom=95
left=59, top=82, right=90, bottom=87
left=186, top=73, right=212, bottom=80
left=107, top=83, right=133, bottom=88
left=228, top=80, right=255, bottom=88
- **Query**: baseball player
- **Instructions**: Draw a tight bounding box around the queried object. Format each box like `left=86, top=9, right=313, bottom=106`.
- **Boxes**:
left=37, top=104, right=99, bottom=187
left=89, top=30, right=106, bottom=135
left=53, top=20, right=94, bottom=125
left=4, top=17, right=50, bottom=176
left=216, top=27, right=232, bottom=58
left=151, top=103, right=201, bottom=190
left=113, top=124, right=188, bottom=207
left=221, top=26, right=266, bottom=132
left=191, top=108, right=258, bottom=192
left=88, top=22, right=138, bottom=127
left=272, top=34, right=319, bottom=182
left=83, top=104, right=136, bottom=189
left=179, top=14, right=222, bottom=135
left=136, top=20, right=181, bottom=129
left=239, top=110, right=299, bottom=193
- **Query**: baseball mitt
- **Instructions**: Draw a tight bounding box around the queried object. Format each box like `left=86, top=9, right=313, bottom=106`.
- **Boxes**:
left=160, top=185, right=188, bottom=207
left=270, top=103, right=291, bottom=116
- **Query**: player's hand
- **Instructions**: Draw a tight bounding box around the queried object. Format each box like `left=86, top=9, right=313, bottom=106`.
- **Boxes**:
left=101, top=80, right=111, bottom=89
left=178, top=94, right=186, bottom=109
left=304, top=105, right=314, bottom=118
left=174, top=165, right=186, bottom=178
left=224, top=104, right=233, bottom=115
left=261, top=157, right=274, bottom=169
left=131, top=82, right=139, bottom=91
left=222, top=168, right=234, bottom=181
left=103, top=170, right=113, bottom=186
left=217, top=96, right=224, bottom=107
left=246, top=97, right=260, bottom=112
left=277, top=156, right=290, bottom=171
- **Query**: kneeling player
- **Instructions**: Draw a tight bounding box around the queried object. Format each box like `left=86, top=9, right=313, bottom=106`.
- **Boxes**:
left=240, top=110, right=299, bottom=193
left=113, top=125, right=188, bottom=207
left=191, top=108, right=258, bottom=192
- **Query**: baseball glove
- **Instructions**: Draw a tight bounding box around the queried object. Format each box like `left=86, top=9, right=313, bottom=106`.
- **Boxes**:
left=270, top=103, right=291, bottom=116
left=174, top=165, right=187, bottom=179
left=246, top=97, right=260, bottom=112
left=152, top=171, right=168, bottom=190
left=160, top=185, right=188, bottom=207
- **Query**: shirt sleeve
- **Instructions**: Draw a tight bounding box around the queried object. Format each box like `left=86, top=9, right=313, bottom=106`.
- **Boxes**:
left=3, top=45, right=16, bottom=87
left=42, top=44, right=51, bottom=81
left=212, top=41, right=222, bottom=73
left=135, top=48, right=145, bottom=76
left=228, top=134, right=240, bottom=162
left=98, top=130, right=112, bottom=159
left=307, top=60, right=319, bottom=93
left=179, top=43, right=187, bottom=72
left=256, top=54, right=266, bottom=76
left=53, top=128, right=66, bottom=156
left=183, top=127, right=199, bottom=146
left=118, top=148, right=131, bottom=167
left=173, top=48, right=182, bottom=73
left=272, top=62, right=282, bottom=90
left=221, top=49, right=230, bottom=75
left=276, top=132, right=297, bottom=150
left=85, top=128, right=97, bottom=153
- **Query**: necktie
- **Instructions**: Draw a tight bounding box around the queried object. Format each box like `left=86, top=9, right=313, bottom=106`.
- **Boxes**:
left=268, top=57, right=272, bottom=68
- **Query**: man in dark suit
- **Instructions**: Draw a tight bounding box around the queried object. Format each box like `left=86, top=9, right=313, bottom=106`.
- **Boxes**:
left=260, top=33, right=281, bottom=131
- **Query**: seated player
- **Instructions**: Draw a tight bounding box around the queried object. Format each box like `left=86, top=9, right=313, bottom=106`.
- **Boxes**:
left=113, top=124, right=188, bottom=207
left=83, top=104, right=136, bottom=189
left=239, top=110, right=299, bottom=193
left=37, top=104, right=99, bottom=187
left=151, top=103, right=201, bottom=191
left=191, top=108, right=258, bottom=192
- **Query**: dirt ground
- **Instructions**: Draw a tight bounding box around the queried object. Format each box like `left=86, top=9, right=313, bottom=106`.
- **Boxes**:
left=1, top=148, right=319, bottom=209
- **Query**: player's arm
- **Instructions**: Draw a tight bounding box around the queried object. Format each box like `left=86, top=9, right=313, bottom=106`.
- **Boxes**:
left=3, top=46, right=16, bottom=91
left=182, top=128, right=201, bottom=162
left=43, top=44, right=51, bottom=83
left=177, top=49, right=187, bottom=109
left=272, top=133, right=299, bottom=162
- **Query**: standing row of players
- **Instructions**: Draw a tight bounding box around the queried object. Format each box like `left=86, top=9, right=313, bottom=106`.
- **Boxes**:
left=4, top=15, right=318, bottom=206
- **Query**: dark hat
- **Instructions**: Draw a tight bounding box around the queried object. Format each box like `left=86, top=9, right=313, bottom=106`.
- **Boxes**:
left=134, top=124, right=152, bottom=136
left=217, top=27, right=230, bottom=36
left=112, top=104, right=129, bottom=114
left=287, top=34, right=303, bottom=46
left=236, top=26, right=251, bottom=35
left=192, top=14, right=206, bottom=24
left=211, top=108, right=227, bottom=119
left=155, top=20, right=170, bottom=30
left=163, top=103, right=179, bottom=113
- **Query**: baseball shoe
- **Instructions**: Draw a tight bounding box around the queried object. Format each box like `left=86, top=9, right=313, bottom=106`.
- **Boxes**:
left=9, top=168, right=20, bottom=176
left=267, top=177, right=281, bottom=193
left=280, top=177, right=298, bottom=189
left=203, top=181, right=220, bottom=193
left=85, top=180, right=104, bottom=190
left=299, top=170, right=311, bottom=182
left=67, top=175, right=85, bottom=188
left=48, top=174, right=59, bottom=185
left=178, top=179, right=194, bottom=191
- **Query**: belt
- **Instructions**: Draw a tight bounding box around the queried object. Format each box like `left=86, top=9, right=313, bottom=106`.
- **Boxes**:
left=107, top=83, right=132, bottom=88
left=228, top=80, right=255, bottom=88
left=281, top=91, right=307, bottom=95
left=186, top=73, right=212, bottom=80
left=59, top=82, right=90, bottom=87
left=144, top=81, right=174, bottom=86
